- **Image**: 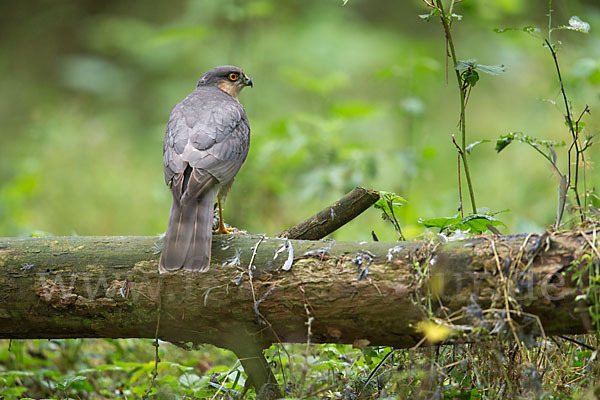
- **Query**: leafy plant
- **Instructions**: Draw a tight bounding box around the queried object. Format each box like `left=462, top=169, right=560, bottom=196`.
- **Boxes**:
left=419, top=209, right=506, bottom=234
left=374, top=191, right=407, bottom=240
left=421, top=0, right=505, bottom=217
left=494, top=1, right=593, bottom=228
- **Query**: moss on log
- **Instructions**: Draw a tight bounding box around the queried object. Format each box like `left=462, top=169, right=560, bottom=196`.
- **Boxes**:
left=0, top=233, right=592, bottom=349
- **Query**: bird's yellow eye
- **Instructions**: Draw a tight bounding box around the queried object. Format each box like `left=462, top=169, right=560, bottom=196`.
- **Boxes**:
left=229, top=73, right=239, bottom=81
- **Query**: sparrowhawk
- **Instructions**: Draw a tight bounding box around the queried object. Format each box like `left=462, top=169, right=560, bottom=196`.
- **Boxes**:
left=159, top=65, right=253, bottom=273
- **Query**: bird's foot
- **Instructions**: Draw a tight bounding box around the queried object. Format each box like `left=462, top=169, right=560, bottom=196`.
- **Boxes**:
left=215, top=220, right=244, bottom=235
left=215, top=224, right=236, bottom=234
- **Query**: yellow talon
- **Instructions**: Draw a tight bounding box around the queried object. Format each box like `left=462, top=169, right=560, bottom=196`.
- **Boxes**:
left=215, top=198, right=236, bottom=234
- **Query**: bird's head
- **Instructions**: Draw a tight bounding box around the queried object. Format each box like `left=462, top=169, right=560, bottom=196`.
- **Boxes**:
left=197, top=65, right=253, bottom=99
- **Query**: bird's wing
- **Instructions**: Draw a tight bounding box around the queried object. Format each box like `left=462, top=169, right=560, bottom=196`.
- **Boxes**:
left=160, top=87, right=250, bottom=272
left=163, top=87, right=251, bottom=190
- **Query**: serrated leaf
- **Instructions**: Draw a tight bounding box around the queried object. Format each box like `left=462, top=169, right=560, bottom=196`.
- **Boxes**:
left=569, top=16, right=590, bottom=33
left=466, top=140, right=491, bottom=154
left=456, top=59, right=477, bottom=70
left=476, top=64, right=506, bottom=75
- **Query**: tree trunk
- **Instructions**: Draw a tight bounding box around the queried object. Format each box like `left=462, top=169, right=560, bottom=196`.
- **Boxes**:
left=0, top=232, right=592, bottom=349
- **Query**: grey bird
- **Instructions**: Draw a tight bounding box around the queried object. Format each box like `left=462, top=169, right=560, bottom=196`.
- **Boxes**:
left=159, top=65, right=253, bottom=273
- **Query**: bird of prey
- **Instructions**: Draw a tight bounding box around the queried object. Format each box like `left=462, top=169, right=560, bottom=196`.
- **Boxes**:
left=159, top=65, right=253, bottom=273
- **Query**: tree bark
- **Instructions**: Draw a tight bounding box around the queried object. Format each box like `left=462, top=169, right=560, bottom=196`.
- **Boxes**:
left=0, top=232, right=592, bottom=349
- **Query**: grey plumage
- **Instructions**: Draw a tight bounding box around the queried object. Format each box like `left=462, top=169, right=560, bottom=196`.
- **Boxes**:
left=159, top=66, right=252, bottom=273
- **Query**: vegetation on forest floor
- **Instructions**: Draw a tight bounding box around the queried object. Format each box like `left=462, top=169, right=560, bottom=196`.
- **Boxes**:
left=2, top=0, right=600, bottom=398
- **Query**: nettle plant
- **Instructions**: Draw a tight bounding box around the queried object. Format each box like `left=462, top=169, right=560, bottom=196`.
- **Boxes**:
left=375, top=0, right=594, bottom=238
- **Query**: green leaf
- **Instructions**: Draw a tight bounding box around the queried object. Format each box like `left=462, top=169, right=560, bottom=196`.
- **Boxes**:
left=523, top=25, right=540, bottom=33
left=418, top=215, right=461, bottom=230
left=466, top=140, right=491, bottom=154
left=374, top=191, right=407, bottom=215
left=419, top=213, right=505, bottom=234
left=458, top=214, right=505, bottom=234
left=496, top=132, right=565, bottom=155
left=476, top=64, right=506, bottom=75
left=179, top=373, right=203, bottom=389
left=495, top=133, right=515, bottom=153
left=419, top=9, right=440, bottom=22
left=57, top=375, right=86, bottom=390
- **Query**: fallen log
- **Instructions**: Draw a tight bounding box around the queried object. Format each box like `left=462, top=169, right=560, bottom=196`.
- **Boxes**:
left=0, top=232, right=592, bottom=349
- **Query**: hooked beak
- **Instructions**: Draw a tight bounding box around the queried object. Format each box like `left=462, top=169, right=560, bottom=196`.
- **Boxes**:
left=244, top=74, right=253, bottom=87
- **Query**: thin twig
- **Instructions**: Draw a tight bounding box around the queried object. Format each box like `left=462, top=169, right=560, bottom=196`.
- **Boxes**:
left=248, top=235, right=265, bottom=306
left=358, top=348, right=396, bottom=396
left=558, top=335, right=597, bottom=351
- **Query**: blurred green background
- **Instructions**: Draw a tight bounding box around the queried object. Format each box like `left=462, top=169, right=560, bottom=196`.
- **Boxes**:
left=1, top=0, right=599, bottom=241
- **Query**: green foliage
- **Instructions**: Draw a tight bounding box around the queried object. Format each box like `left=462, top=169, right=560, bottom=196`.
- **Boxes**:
left=419, top=211, right=506, bottom=234
left=2, top=337, right=599, bottom=399
left=571, top=253, right=600, bottom=334
left=373, top=191, right=407, bottom=240
left=495, top=132, right=565, bottom=161
left=1, top=0, right=600, bottom=398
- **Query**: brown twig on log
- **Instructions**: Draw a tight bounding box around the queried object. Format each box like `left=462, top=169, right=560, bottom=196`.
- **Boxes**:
left=278, top=186, right=380, bottom=240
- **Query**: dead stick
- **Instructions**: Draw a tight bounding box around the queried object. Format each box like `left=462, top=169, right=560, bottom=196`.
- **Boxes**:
left=278, top=187, right=380, bottom=240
